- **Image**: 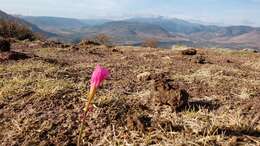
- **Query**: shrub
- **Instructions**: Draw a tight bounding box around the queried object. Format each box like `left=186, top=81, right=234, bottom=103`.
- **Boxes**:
left=94, top=34, right=110, bottom=45
left=142, top=38, right=159, bottom=48
left=80, top=39, right=101, bottom=46
left=0, top=38, right=10, bottom=52
left=0, top=20, right=35, bottom=41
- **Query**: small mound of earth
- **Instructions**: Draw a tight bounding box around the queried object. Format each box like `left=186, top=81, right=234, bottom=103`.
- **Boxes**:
left=0, top=51, right=30, bottom=62
left=92, top=97, right=185, bottom=134
left=182, top=48, right=197, bottom=55
left=136, top=72, right=189, bottom=110
left=89, top=75, right=190, bottom=134
left=82, top=98, right=153, bottom=134
left=151, top=77, right=189, bottom=110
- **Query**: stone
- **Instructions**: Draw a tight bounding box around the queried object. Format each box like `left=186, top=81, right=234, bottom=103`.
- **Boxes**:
left=182, top=48, right=197, bottom=55
left=195, top=55, right=207, bottom=64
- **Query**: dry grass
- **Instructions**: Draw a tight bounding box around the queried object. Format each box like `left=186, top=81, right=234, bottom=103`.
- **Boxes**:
left=0, top=42, right=259, bottom=145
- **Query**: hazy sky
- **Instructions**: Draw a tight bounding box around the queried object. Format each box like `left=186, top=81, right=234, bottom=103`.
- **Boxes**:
left=1, top=0, right=260, bottom=26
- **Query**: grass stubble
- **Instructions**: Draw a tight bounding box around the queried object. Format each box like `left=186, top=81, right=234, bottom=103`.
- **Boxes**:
left=0, top=42, right=259, bottom=145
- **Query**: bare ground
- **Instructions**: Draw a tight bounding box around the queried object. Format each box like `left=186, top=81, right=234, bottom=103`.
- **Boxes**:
left=0, top=41, right=260, bottom=146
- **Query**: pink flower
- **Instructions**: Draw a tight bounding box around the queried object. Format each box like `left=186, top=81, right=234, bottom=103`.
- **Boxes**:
left=90, top=64, right=109, bottom=88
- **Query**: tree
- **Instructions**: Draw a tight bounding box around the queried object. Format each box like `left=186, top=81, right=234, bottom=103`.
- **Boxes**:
left=142, top=38, right=159, bottom=48
left=95, top=34, right=110, bottom=45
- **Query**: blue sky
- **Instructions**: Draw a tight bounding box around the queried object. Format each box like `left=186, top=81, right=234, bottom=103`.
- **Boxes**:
left=0, top=0, right=260, bottom=26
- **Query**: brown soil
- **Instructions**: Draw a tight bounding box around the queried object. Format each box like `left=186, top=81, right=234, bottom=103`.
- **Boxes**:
left=0, top=42, right=259, bottom=145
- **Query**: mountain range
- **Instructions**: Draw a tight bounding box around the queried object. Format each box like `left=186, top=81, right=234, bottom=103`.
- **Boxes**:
left=1, top=10, right=259, bottom=50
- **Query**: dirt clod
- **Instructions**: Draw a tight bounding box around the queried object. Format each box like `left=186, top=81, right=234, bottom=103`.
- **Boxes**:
left=182, top=48, right=197, bottom=55
left=227, top=59, right=233, bottom=63
left=194, top=55, right=207, bottom=64
left=151, top=77, right=189, bottom=110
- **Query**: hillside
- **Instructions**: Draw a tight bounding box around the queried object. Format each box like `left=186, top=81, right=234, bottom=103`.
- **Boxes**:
left=18, top=15, right=260, bottom=49
left=20, top=16, right=85, bottom=32
left=79, top=21, right=184, bottom=43
left=127, top=17, right=260, bottom=49
left=129, top=17, right=255, bottom=37
left=211, top=30, right=260, bottom=49
left=127, top=17, right=207, bottom=34
left=0, top=10, right=55, bottom=37
left=0, top=40, right=259, bottom=145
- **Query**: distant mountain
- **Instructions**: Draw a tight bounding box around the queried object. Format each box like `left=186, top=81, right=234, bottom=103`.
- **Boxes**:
left=127, top=17, right=256, bottom=37
left=19, top=16, right=112, bottom=37
left=17, top=14, right=260, bottom=49
left=127, top=17, right=207, bottom=34
left=210, top=29, right=260, bottom=49
left=126, top=17, right=260, bottom=49
left=20, top=16, right=85, bottom=31
left=79, top=19, right=111, bottom=26
left=0, top=10, right=55, bottom=37
left=78, top=21, right=182, bottom=43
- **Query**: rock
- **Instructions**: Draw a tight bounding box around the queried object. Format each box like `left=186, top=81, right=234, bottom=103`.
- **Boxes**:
left=242, top=48, right=258, bottom=53
left=226, top=59, right=233, bottom=63
left=0, top=38, right=11, bottom=52
left=112, top=48, right=119, bottom=52
left=194, top=55, right=207, bottom=64
left=182, top=48, right=197, bottom=55
left=253, top=50, right=258, bottom=53
left=137, top=72, right=151, bottom=81
left=151, top=77, right=189, bottom=110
